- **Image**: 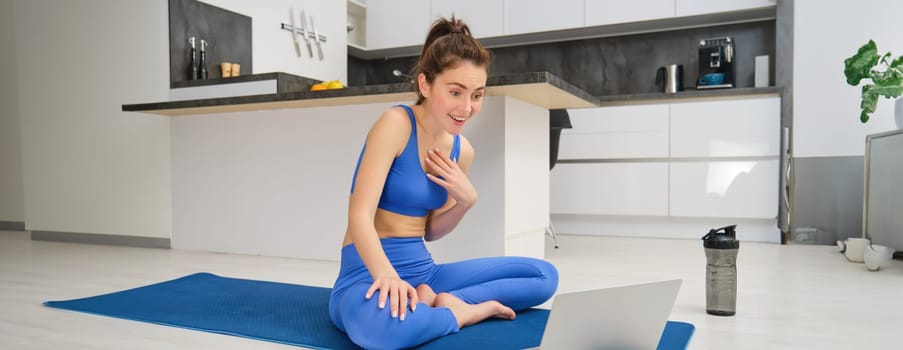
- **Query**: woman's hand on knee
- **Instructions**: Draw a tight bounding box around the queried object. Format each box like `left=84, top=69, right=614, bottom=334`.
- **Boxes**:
left=366, top=276, right=419, bottom=320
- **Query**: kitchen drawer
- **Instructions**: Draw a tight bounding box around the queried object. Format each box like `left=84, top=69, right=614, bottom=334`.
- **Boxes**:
left=550, top=162, right=669, bottom=216
left=670, top=97, right=780, bottom=158
left=559, top=104, right=670, bottom=159
left=669, top=159, right=778, bottom=218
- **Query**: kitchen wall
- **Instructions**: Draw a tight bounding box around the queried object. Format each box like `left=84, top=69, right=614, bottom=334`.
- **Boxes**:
left=11, top=0, right=172, bottom=239
left=3, top=0, right=348, bottom=242
left=793, top=0, right=902, bottom=157
left=790, top=0, right=903, bottom=243
left=348, top=20, right=776, bottom=96
left=0, top=0, right=24, bottom=226
left=200, top=0, right=347, bottom=83
left=169, top=0, right=253, bottom=84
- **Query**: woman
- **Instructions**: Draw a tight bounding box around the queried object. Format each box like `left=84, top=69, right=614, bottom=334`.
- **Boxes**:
left=328, top=16, right=558, bottom=350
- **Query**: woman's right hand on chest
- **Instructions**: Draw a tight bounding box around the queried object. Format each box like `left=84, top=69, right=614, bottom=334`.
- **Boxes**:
left=366, top=275, right=420, bottom=321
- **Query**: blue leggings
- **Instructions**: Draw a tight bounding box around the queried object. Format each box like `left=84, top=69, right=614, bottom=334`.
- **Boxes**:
left=328, top=237, right=558, bottom=350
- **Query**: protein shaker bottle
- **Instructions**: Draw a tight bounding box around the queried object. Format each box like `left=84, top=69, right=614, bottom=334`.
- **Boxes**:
left=702, top=225, right=739, bottom=316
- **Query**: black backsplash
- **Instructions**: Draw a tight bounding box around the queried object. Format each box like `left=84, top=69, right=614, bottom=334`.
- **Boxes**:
left=169, top=0, right=252, bottom=87
left=348, top=20, right=775, bottom=97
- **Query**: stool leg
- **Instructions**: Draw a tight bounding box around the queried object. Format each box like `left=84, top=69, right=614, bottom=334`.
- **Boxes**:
left=545, top=221, right=560, bottom=249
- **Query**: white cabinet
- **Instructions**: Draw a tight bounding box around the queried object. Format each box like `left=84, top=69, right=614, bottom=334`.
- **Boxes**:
left=552, top=95, right=781, bottom=221
left=347, top=0, right=367, bottom=48
left=503, top=0, right=584, bottom=35
left=360, top=0, right=777, bottom=51
left=551, top=163, right=669, bottom=216
left=366, top=0, right=431, bottom=50
left=432, top=0, right=504, bottom=39
left=559, top=104, right=670, bottom=159
left=675, top=0, right=776, bottom=17
left=669, top=160, right=779, bottom=218
left=585, top=0, right=675, bottom=27
left=670, top=97, right=780, bottom=158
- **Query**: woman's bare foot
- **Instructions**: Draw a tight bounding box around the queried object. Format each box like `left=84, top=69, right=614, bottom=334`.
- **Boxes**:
left=416, top=284, right=437, bottom=307
left=434, top=292, right=516, bottom=328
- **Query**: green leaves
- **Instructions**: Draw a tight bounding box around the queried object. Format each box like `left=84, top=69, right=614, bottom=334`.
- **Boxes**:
left=844, top=40, right=903, bottom=123
left=844, top=40, right=879, bottom=86
left=860, top=85, right=878, bottom=123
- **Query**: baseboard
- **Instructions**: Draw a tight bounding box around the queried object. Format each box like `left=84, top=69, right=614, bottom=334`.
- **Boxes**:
left=31, top=230, right=171, bottom=249
left=550, top=214, right=781, bottom=243
left=0, top=221, right=26, bottom=231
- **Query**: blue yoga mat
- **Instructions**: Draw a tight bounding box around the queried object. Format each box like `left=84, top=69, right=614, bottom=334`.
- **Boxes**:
left=44, top=273, right=694, bottom=349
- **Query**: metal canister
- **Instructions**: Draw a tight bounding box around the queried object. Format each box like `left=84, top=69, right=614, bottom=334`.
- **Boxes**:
left=702, top=225, right=739, bottom=316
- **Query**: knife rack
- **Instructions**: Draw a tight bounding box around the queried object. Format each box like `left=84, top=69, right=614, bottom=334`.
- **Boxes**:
left=280, top=23, right=327, bottom=43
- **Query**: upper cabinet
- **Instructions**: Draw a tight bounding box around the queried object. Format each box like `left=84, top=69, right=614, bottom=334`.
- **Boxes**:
left=675, top=0, right=776, bottom=17
left=347, top=0, right=367, bottom=48
left=504, top=0, right=584, bottom=35
left=366, top=0, right=431, bottom=50
left=432, top=0, right=504, bottom=39
left=585, top=0, right=675, bottom=27
left=355, top=0, right=777, bottom=56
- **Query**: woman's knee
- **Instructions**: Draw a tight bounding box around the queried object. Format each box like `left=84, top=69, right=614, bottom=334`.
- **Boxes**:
left=340, top=294, right=402, bottom=349
left=528, top=258, right=559, bottom=300
left=340, top=291, right=452, bottom=349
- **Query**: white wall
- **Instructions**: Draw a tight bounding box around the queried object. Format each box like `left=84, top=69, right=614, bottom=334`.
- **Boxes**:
left=6, top=0, right=348, bottom=239
left=201, top=0, right=347, bottom=83
left=0, top=0, right=25, bottom=223
left=13, top=0, right=172, bottom=237
left=794, top=0, right=903, bottom=157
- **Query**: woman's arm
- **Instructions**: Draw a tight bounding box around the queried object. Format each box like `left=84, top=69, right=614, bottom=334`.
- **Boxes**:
left=424, top=136, right=476, bottom=242
left=347, top=108, right=419, bottom=319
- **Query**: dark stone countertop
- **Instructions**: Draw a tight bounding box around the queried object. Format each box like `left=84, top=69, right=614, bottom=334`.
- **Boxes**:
left=124, top=72, right=781, bottom=116
left=123, top=72, right=601, bottom=116
left=171, top=72, right=320, bottom=92
left=595, top=86, right=782, bottom=106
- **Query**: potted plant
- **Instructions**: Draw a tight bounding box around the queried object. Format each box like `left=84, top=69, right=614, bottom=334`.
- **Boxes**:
left=843, top=40, right=903, bottom=123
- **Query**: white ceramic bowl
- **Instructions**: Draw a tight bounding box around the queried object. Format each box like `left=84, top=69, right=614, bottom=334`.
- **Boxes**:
left=864, top=244, right=895, bottom=271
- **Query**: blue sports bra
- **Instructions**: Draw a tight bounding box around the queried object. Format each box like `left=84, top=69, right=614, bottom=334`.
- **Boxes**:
left=350, top=105, right=461, bottom=217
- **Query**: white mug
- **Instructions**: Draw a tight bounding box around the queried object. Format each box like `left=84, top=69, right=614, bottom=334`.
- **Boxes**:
left=842, top=238, right=871, bottom=263
left=864, top=244, right=895, bottom=271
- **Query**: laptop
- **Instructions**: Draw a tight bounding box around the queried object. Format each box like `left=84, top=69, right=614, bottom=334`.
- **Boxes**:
left=531, top=279, right=682, bottom=350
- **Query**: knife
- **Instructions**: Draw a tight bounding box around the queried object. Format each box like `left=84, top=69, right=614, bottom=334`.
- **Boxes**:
left=289, top=8, right=301, bottom=57
left=300, top=11, right=314, bottom=58
left=311, top=15, right=324, bottom=60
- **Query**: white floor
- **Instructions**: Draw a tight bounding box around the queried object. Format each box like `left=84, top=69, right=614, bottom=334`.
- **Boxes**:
left=1, top=229, right=900, bottom=349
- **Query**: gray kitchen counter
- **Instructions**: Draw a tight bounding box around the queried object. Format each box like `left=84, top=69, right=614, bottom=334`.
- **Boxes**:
left=123, top=71, right=599, bottom=116
left=596, top=86, right=782, bottom=106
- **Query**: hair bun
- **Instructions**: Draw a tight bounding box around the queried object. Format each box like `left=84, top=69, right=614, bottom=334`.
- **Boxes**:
left=412, top=16, right=491, bottom=104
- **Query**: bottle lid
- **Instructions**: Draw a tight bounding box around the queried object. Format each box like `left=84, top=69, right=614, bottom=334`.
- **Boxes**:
left=702, top=225, right=739, bottom=249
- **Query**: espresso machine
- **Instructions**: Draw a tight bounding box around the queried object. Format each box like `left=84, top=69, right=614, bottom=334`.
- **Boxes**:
left=696, top=37, right=735, bottom=89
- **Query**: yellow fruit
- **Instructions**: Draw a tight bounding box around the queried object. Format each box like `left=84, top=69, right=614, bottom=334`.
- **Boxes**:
left=310, top=84, right=328, bottom=91
left=327, top=80, right=344, bottom=89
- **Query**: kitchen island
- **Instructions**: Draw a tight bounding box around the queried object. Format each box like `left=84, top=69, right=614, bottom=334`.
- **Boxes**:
left=124, top=72, right=597, bottom=262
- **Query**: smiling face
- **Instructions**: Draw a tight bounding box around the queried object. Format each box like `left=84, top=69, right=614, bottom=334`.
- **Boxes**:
left=417, top=60, right=488, bottom=135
